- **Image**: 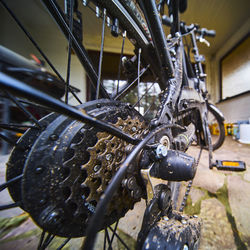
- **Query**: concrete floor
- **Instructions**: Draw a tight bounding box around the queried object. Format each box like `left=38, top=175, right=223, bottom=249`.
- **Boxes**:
left=0, top=136, right=249, bottom=249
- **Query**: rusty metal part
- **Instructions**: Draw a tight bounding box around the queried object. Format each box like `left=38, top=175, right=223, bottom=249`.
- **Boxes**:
left=82, top=115, right=146, bottom=216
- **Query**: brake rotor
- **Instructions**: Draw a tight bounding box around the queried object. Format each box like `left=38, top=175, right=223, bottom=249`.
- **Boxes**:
left=17, top=99, right=147, bottom=237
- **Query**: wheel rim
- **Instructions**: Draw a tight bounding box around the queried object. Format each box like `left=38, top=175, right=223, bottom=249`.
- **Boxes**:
left=207, top=108, right=225, bottom=150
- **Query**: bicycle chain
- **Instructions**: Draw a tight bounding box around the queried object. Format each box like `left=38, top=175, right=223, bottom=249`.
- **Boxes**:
left=179, top=148, right=203, bottom=212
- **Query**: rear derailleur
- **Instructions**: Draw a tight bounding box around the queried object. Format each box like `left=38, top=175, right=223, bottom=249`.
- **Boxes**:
left=137, top=181, right=201, bottom=249
left=137, top=135, right=202, bottom=249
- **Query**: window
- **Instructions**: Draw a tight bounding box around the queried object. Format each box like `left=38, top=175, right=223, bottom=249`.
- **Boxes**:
left=220, top=35, right=250, bottom=100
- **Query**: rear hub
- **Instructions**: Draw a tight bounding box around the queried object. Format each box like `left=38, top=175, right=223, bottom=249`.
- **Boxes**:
left=7, top=99, right=147, bottom=237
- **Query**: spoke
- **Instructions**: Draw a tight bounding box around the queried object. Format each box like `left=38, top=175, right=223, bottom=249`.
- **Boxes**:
left=16, top=99, right=55, bottom=112
left=96, top=8, right=106, bottom=100
left=4, top=91, right=41, bottom=128
left=109, top=220, right=119, bottom=247
left=113, top=65, right=150, bottom=100
left=0, top=202, right=20, bottom=211
left=0, top=174, right=23, bottom=192
left=69, top=88, right=83, bottom=104
left=38, top=231, right=46, bottom=250
left=42, top=0, right=109, bottom=99
left=57, top=238, right=71, bottom=250
left=65, top=0, right=74, bottom=104
left=117, top=31, right=127, bottom=94
left=105, top=228, right=112, bottom=249
left=144, top=99, right=155, bottom=116
left=0, top=0, right=82, bottom=105
left=108, top=226, right=129, bottom=250
left=0, top=94, right=54, bottom=112
left=104, top=230, right=107, bottom=250
left=0, top=123, right=31, bottom=133
left=0, top=132, right=18, bottom=146
left=145, top=82, right=149, bottom=107
left=38, top=233, right=55, bottom=250
left=137, top=48, right=142, bottom=111
left=0, top=73, right=139, bottom=145
left=133, top=82, right=156, bottom=109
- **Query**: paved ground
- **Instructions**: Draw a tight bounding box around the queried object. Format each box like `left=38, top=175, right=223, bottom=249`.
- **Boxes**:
left=0, top=136, right=249, bottom=249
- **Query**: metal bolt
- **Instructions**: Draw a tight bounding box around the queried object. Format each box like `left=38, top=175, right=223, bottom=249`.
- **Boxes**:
left=39, top=199, right=46, bottom=205
left=163, top=216, right=169, bottom=221
left=183, top=101, right=188, bottom=109
left=82, top=0, right=89, bottom=6
left=96, top=6, right=100, bottom=18
left=181, top=219, right=187, bottom=225
left=50, top=134, right=58, bottom=141
left=132, top=126, right=137, bottom=132
left=132, top=189, right=141, bottom=199
left=105, top=154, right=112, bottom=161
left=35, top=166, right=43, bottom=174
left=156, top=144, right=168, bottom=158
left=127, top=176, right=136, bottom=189
left=42, top=209, right=62, bottom=229
left=81, top=183, right=87, bottom=188
left=94, top=165, right=101, bottom=172
left=122, top=179, right=128, bottom=187
left=107, top=16, right=111, bottom=27
left=127, top=104, right=133, bottom=109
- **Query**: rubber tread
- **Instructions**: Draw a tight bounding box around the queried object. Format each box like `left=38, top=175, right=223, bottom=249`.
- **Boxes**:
left=207, top=105, right=225, bottom=150
left=92, top=0, right=150, bottom=49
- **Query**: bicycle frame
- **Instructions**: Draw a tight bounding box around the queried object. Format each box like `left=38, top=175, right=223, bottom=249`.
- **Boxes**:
left=83, top=0, right=217, bottom=249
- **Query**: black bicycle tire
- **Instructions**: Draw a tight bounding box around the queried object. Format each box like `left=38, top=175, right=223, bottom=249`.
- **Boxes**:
left=92, top=0, right=151, bottom=50
left=207, top=105, right=225, bottom=151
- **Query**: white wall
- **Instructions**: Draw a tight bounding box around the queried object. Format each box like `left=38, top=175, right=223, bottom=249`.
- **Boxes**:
left=209, top=18, right=250, bottom=123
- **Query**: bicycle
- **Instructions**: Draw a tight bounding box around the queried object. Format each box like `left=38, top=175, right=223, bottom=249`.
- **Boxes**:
left=0, top=0, right=236, bottom=249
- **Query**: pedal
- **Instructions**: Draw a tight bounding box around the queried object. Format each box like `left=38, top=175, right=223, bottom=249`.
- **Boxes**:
left=214, top=160, right=246, bottom=171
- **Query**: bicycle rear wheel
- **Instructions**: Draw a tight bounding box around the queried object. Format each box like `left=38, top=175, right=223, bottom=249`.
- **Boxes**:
left=207, top=105, right=225, bottom=151
left=0, top=0, right=162, bottom=249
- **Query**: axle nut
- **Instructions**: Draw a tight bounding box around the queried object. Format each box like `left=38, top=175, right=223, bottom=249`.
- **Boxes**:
left=156, top=144, right=168, bottom=158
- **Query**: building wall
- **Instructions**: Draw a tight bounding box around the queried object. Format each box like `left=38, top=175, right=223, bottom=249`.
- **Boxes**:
left=209, top=18, right=250, bottom=123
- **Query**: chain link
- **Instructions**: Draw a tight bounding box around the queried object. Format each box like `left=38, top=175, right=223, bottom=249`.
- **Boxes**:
left=179, top=147, right=203, bottom=212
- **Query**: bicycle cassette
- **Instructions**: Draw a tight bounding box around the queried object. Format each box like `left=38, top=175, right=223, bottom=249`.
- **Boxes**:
left=7, top=99, right=147, bottom=237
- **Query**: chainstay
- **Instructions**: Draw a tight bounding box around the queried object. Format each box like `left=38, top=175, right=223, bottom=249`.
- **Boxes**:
left=179, top=147, right=203, bottom=212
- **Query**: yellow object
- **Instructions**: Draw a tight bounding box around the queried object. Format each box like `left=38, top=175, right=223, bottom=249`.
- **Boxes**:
left=222, top=161, right=240, bottom=167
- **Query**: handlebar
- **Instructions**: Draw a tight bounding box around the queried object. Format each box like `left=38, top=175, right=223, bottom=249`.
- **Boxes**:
left=180, top=23, right=216, bottom=37
left=197, top=28, right=216, bottom=37
left=162, top=15, right=216, bottom=38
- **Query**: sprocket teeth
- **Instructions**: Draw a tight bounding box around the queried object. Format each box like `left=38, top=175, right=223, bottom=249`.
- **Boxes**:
left=81, top=115, right=147, bottom=216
